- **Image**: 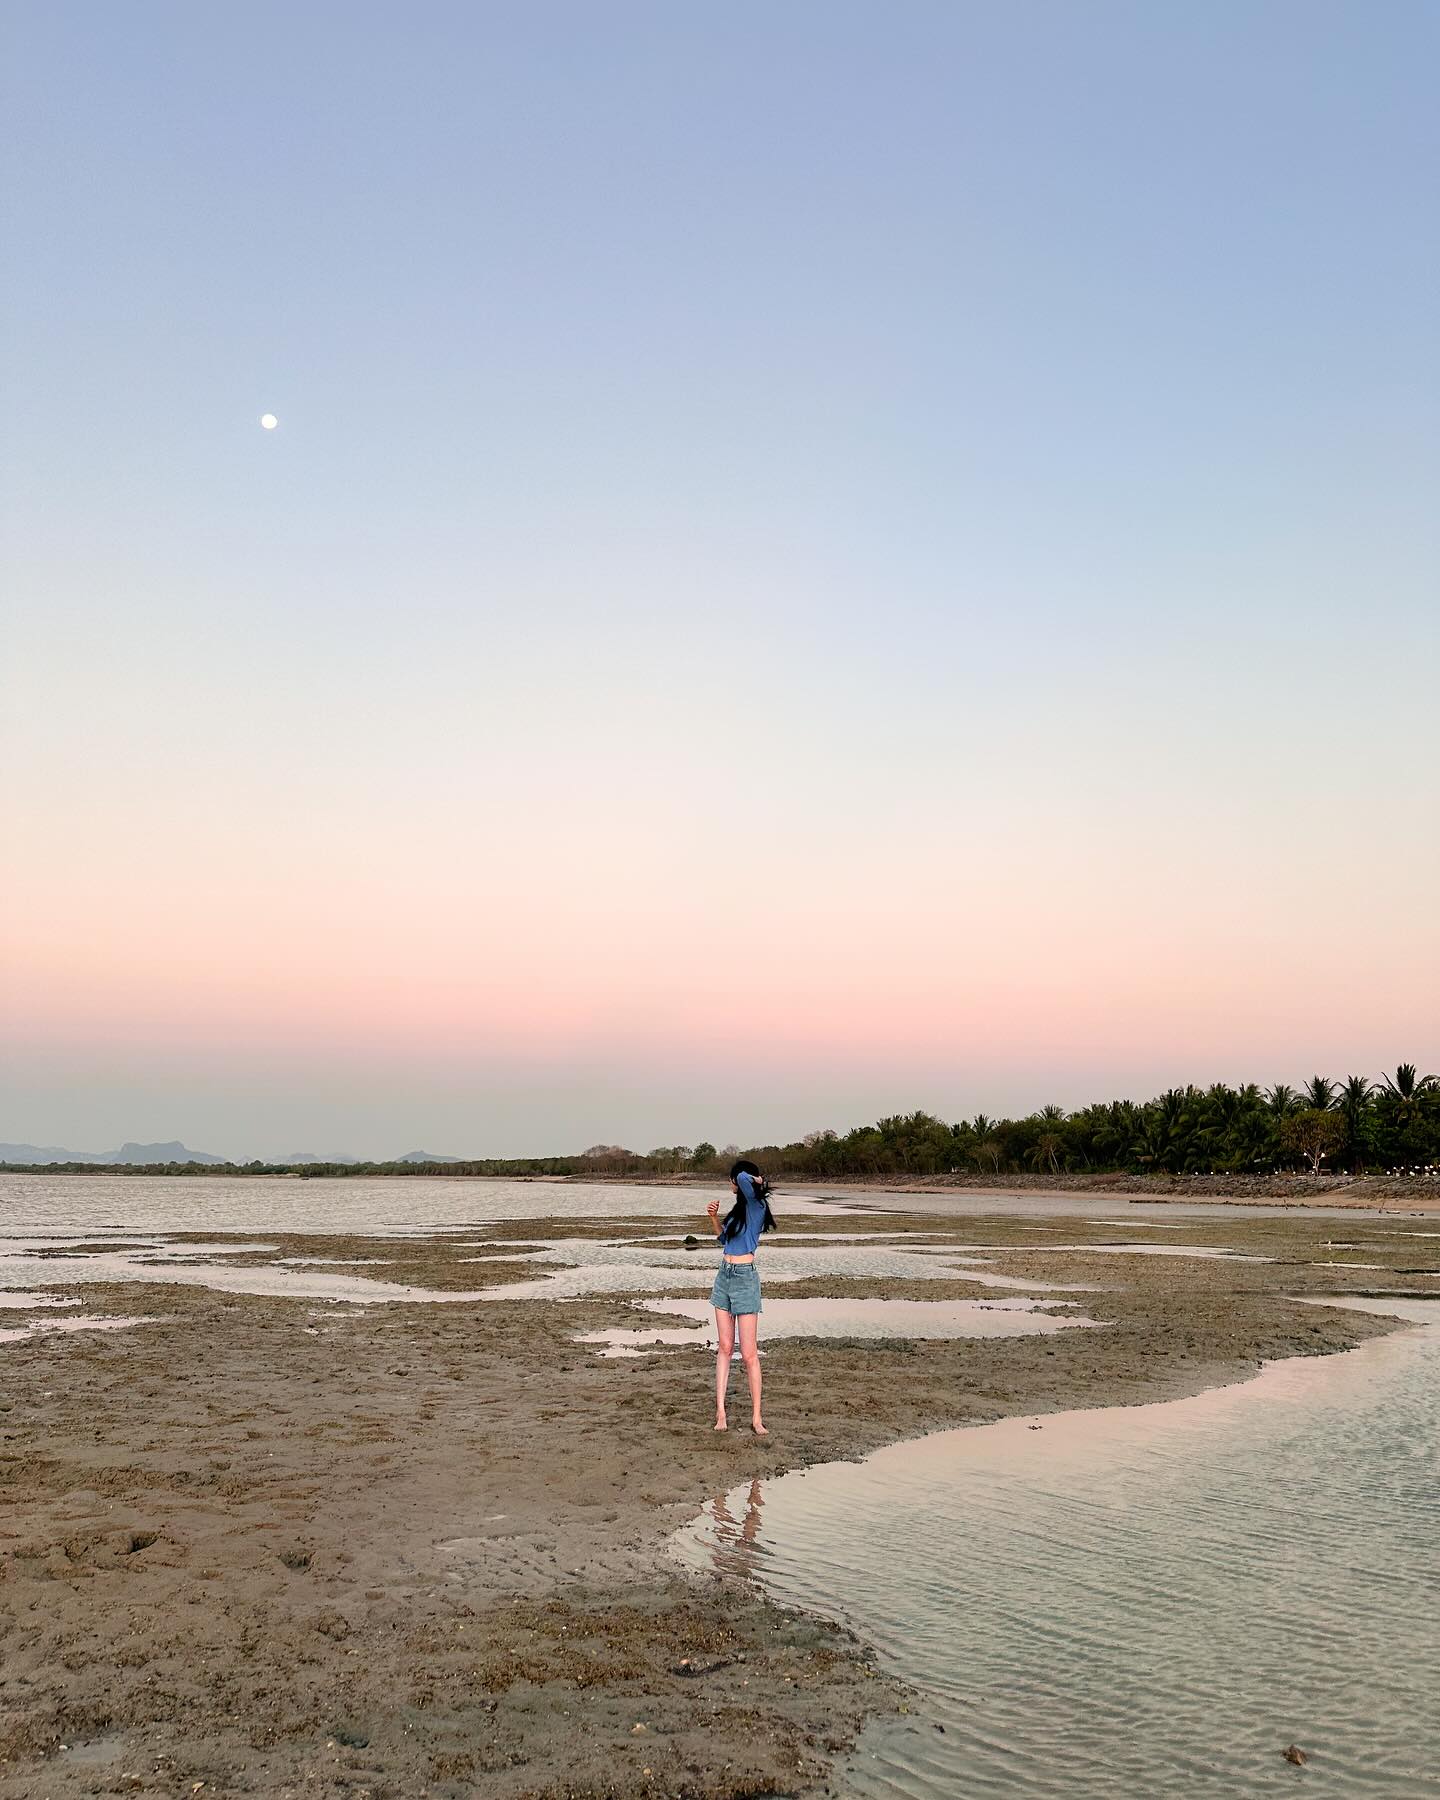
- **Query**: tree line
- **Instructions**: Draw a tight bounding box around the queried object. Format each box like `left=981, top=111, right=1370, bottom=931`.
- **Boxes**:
left=6, top=1065, right=1435, bottom=1182
left=728, top=1064, right=1438, bottom=1182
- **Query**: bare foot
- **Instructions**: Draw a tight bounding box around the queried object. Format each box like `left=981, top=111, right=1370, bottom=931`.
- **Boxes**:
left=752, top=1421, right=768, bottom=1436
left=714, top=1419, right=728, bottom=1432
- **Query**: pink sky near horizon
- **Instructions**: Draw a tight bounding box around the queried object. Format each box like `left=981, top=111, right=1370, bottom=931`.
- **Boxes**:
left=4, top=4, right=1438, bottom=1158
left=6, top=592, right=1437, bottom=1155
left=7, top=813, right=1435, bottom=1157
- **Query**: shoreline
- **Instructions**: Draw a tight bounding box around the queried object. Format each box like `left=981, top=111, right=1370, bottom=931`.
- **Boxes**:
left=2, top=1207, right=1437, bottom=1797
left=678, top=1308, right=1440, bottom=1795
left=8, top=1167, right=1438, bottom=1213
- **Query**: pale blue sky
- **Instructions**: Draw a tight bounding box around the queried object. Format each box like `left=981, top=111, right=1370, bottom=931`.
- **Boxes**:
left=3, top=3, right=1437, bottom=1157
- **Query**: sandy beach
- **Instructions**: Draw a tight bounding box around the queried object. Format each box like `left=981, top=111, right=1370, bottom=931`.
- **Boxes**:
left=3, top=1202, right=1438, bottom=1799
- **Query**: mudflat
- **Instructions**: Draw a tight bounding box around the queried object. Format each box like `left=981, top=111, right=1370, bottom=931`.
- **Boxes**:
left=2, top=1209, right=1437, bottom=1799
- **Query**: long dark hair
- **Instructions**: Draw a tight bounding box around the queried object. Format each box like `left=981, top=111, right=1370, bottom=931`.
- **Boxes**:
left=721, top=1158, right=776, bottom=1243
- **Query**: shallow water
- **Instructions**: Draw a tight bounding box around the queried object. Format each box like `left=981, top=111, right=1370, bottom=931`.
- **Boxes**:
left=0, top=1314, right=161, bottom=1345
left=577, top=1296, right=1102, bottom=1356
left=471, top=1238, right=1098, bottom=1300
left=0, top=1172, right=842, bottom=1235
left=676, top=1301, right=1440, bottom=1797
left=0, top=1241, right=493, bottom=1305
left=842, top=1190, right=1432, bottom=1223
left=7, top=1171, right=1419, bottom=1236
left=1003, top=1241, right=1272, bottom=1261
left=0, top=1218, right=1095, bottom=1310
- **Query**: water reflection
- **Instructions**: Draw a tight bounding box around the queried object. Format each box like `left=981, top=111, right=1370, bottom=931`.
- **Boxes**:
left=675, top=1302, right=1440, bottom=1798
left=705, top=1478, right=765, bottom=1560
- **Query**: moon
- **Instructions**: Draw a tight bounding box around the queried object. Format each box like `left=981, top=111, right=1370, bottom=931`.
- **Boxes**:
left=260, top=413, right=278, bottom=430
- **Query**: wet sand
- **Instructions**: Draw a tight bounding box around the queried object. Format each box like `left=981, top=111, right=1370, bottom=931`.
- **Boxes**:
left=543, top=1173, right=1440, bottom=1212
left=2, top=1210, right=1437, bottom=1799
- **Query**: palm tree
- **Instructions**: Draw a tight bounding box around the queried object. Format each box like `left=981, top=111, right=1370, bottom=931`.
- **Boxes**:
left=1378, top=1064, right=1437, bottom=1101
left=1197, top=1084, right=1252, bottom=1171
left=1266, top=1084, right=1301, bottom=1119
left=1071, top=1100, right=1134, bottom=1170
left=1029, top=1132, right=1065, bottom=1176
left=1303, top=1076, right=1336, bottom=1111
left=1374, top=1065, right=1439, bottom=1173
left=1232, top=1105, right=1278, bottom=1171
left=1336, top=1075, right=1375, bottom=1173
left=1132, top=1089, right=1195, bottom=1174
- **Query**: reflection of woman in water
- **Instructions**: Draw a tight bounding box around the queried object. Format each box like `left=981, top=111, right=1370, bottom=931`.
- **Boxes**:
left=706, top=1159, right=775, bottom=1435
left=709, top=1477, right=765, bottom=1565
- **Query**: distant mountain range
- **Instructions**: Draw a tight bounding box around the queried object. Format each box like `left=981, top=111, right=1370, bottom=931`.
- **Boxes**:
left=0, top=1140, right=226, bottom=1166
left=0, top=1142, right=465, bottom=1167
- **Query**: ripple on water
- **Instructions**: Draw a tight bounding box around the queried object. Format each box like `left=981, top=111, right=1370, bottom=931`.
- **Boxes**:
left=676, top=1302, right=1440, bottom=1798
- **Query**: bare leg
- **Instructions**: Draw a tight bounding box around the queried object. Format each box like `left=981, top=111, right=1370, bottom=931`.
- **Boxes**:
left=714, top=1309, right=735, bottom=1429
left=738, top=1312, right=765, bottom=1434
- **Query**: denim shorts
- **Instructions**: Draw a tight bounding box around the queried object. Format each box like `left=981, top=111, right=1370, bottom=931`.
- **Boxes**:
left=709, top=1260, right=763, bottom=1316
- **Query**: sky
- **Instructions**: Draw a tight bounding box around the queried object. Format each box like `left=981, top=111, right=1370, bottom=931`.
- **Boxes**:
left=2, top=2, right=1437, bottom=1160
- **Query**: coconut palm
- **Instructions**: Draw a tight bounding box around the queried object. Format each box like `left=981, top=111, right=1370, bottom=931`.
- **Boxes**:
left=1029, top=1132, right=1065, bottom=1176
left=1378, top=1064, right=1437, bottom=1101
left=1196, top=1083, right=1259, bottom=1170
left=1132, top=1088, right=1196, bottom=1174
left=1266, top=1084, right=1301, bottom=1119
left=1073, top=1100, right=1135, bottom=1169
left=1303, top=1076, right=1337, bottom=1112
left=1231, top=1105, right=1279, bottom=1171
left=1335, top=1075, right=1376, bottom=1173
left=1374, top=1065, right=1440, bottom=1171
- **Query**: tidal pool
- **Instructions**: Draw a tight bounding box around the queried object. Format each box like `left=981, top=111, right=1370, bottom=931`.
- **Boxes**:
left=577, top=1295, right=1102, bottom=1356
left=472, top=1238, right=1098, bottom=1300
left=952, top=1240, right=1272, bottom=1261
left=0, top=1314, right=161, bottom=1345
left=676, top=1300, right=1440, bottom=1797
left=0, top=1225, right=1095, bottom=1311
left=895, top=1238, right=1283, bottom=1268
left=0, top=1241, right=493, bottom=1304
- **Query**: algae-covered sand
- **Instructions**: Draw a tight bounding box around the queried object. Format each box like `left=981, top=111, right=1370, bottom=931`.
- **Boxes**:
left=2, top=1207, right=1437, bottom=1799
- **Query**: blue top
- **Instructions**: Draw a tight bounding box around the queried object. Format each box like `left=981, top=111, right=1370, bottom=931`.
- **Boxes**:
left=720, top=1172, right=766, bottom=1257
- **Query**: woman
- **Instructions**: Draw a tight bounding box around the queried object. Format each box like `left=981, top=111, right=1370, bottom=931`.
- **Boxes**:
left=706, top=1158, right=775, bottom=1434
